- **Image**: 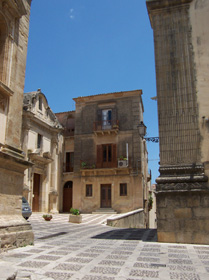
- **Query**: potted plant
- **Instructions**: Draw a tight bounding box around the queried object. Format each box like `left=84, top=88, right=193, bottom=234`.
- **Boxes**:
left=43, top=214, right=53, bottom=221
left=119, top=156, right=127, bottom=161
left=112, top=124, right=119, bottom=129
left=69, top=208, right=82, bottom=223
left=81, top=161, right=87, bottom=168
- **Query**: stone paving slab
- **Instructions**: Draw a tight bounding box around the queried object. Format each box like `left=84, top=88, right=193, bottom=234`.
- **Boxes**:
left=0, top=213, right=209, bottom=279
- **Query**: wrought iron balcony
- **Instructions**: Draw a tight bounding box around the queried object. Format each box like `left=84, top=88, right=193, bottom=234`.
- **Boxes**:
left=93, top=120, right=119, bottom=135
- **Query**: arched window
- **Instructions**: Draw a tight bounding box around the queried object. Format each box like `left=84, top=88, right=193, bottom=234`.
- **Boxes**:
left=38, top=95, right=42, bottom=111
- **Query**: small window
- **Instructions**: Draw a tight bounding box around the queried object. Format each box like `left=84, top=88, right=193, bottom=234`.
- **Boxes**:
left=86, top=184, right=93, bottom=197
left=120, top=183, right=127, bottom=196
left=37, top=134, right=42, bottom=149
left=38, top=96, right=42, bottom=111
left=65, top=152, right=74, bottom=172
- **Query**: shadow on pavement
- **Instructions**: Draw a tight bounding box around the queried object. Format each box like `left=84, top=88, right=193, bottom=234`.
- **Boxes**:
left=91, top=228, right=157, bottom=242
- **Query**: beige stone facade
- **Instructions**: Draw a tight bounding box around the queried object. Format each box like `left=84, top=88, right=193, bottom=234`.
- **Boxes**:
left=22, top=89, right=63, bottom=214
left=147, top=0, right=209, bottom=244
left=56, top=90, right=150, bottom=227
left=0, top=0, right=34, bottom=249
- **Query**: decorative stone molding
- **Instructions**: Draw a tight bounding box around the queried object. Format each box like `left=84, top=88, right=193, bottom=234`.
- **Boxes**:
left=2, top=0, right=27, bottom=18
left=156, top=163, right=208, bottom=190
left=0, top=93, right=7, bottom=111
left=157, top=182, right=209, bottom=192
left=0, top=81, right=13, bottom=98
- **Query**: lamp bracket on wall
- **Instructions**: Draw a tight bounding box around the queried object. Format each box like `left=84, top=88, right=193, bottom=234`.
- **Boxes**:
left=144, top=137, right=159, bottom=143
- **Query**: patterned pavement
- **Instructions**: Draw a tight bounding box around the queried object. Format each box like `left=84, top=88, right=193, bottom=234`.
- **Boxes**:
left=0, top=213, right=209, bottom=279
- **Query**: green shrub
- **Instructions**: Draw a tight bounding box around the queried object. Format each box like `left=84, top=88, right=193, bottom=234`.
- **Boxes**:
left=70, top=208, right=80, bottom=215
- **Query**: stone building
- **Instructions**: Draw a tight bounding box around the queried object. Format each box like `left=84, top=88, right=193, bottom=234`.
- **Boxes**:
left=0, top=0, right=34, bottom=248
left=22, top=89, right=63, bottom=214
left=147, top=0, right=209, bottom=244
left=56, top=90, right=150, bottom=227
left=55, top=110, right=75, bottom=212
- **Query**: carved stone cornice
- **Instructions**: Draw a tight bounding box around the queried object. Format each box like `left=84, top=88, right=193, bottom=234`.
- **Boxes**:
left=158, top=163, right=206, bottom=176
left=2, top=0, right=27, bottom=18
left=156, top=163, right=208, bottom=192
left=146, top=0, right=193, bottom=27
left=0, top=81, right=13, bottom=97
left=157, top=182, right=209, bottom=193
left=146, top=0, right=192, bottom=10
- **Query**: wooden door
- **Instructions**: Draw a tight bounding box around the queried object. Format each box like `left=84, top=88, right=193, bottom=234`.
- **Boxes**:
left=101, top=184, right=111, bottom=208
left=63, top=182, right=73, bottom=212
left=33, top=173, right=40, bottom=212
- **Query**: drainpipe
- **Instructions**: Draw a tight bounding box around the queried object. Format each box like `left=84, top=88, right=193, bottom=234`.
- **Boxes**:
left=126, top=143, right=129, bottom=166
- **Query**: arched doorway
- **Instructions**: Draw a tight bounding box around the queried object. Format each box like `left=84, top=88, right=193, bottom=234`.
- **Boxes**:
left=63, top=181, right=73, bottom=212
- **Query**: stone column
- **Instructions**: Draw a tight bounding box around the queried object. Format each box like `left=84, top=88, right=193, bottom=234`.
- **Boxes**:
left=146, top=0, right=209, bottom=244
left=49, top=137, right=58, bottom=213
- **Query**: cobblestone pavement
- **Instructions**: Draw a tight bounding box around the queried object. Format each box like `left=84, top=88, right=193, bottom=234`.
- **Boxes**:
left=1, top=213, right=209, bottom=279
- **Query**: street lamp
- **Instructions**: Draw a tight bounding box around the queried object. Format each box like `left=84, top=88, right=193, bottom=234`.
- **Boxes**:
left=138, top=121, right=147, bottom=138
left=138, top=121, right=159, bottom=143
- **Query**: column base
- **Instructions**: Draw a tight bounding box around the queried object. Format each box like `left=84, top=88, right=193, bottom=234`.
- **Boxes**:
left=156, top=190, right=209, bottom=244
left=0, top=215, right=34, bottom=249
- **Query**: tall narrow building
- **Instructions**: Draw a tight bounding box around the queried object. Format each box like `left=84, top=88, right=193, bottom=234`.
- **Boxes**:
left=147, top=0, right=209, bottom=244
left=0, top=0, right=34, bottom=248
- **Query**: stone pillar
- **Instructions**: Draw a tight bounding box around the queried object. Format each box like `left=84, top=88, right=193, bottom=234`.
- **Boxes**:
left=0, top=0, right=34, bottom=249
left=146, top=0, right=209, bottom=244
left=49, top=138, right=58, bottom=213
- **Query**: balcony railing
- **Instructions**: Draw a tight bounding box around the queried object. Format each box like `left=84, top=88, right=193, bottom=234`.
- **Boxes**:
left=93, top=120, right=119, bottom=131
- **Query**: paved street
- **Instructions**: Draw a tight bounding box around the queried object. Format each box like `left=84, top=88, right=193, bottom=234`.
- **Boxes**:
left=0, top=213, right=209, bottom=279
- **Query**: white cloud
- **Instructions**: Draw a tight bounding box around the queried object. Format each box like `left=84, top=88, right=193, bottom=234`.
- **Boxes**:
left=69, top=8, right=75, bottom=20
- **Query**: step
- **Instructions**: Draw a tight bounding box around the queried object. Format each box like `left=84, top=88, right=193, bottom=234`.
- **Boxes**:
left=92, top=208, right=117, bottom=214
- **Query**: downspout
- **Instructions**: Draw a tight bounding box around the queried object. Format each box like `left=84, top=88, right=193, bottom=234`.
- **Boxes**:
left=126, top=143, right=129, bottom=166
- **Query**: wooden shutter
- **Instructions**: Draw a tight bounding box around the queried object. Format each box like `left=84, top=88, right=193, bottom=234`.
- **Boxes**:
left=97, top=145, right=103, bottom=168
left=97, top=109, right=102, bottom=121
left=112, top=108, right=117, bottom=124
left=112, top=144, right=117, bottom=168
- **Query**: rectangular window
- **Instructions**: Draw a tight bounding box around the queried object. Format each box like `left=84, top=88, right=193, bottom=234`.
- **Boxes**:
left=102, top=109, right=112, bottom=129
left=37, top=134, right=42, bottom=149
left=86, top=184, right=93, bottom=197
left=97, top=144, right=117, bottom=168
left=120, top=183, right=127, bottom=196
left=103, top=144, right=112, bottom=163
left=65, top=152, right=74, bottom=172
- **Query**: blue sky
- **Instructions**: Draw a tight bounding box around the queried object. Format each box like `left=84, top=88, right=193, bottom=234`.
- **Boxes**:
left=24, top=0, right=159, bottom=183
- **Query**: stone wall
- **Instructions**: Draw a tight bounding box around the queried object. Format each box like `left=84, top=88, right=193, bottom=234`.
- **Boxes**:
left=107, top=209, right=145, bottom=228
left=157, top=191, right=209, bottom=244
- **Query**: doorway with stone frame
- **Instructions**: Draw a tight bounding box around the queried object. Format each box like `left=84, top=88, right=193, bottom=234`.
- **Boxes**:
left=32, top=173, right=41, bottom=212
left=101, top=184, right=111, bottom=208
left=63, top=181, right=73, bottom=212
